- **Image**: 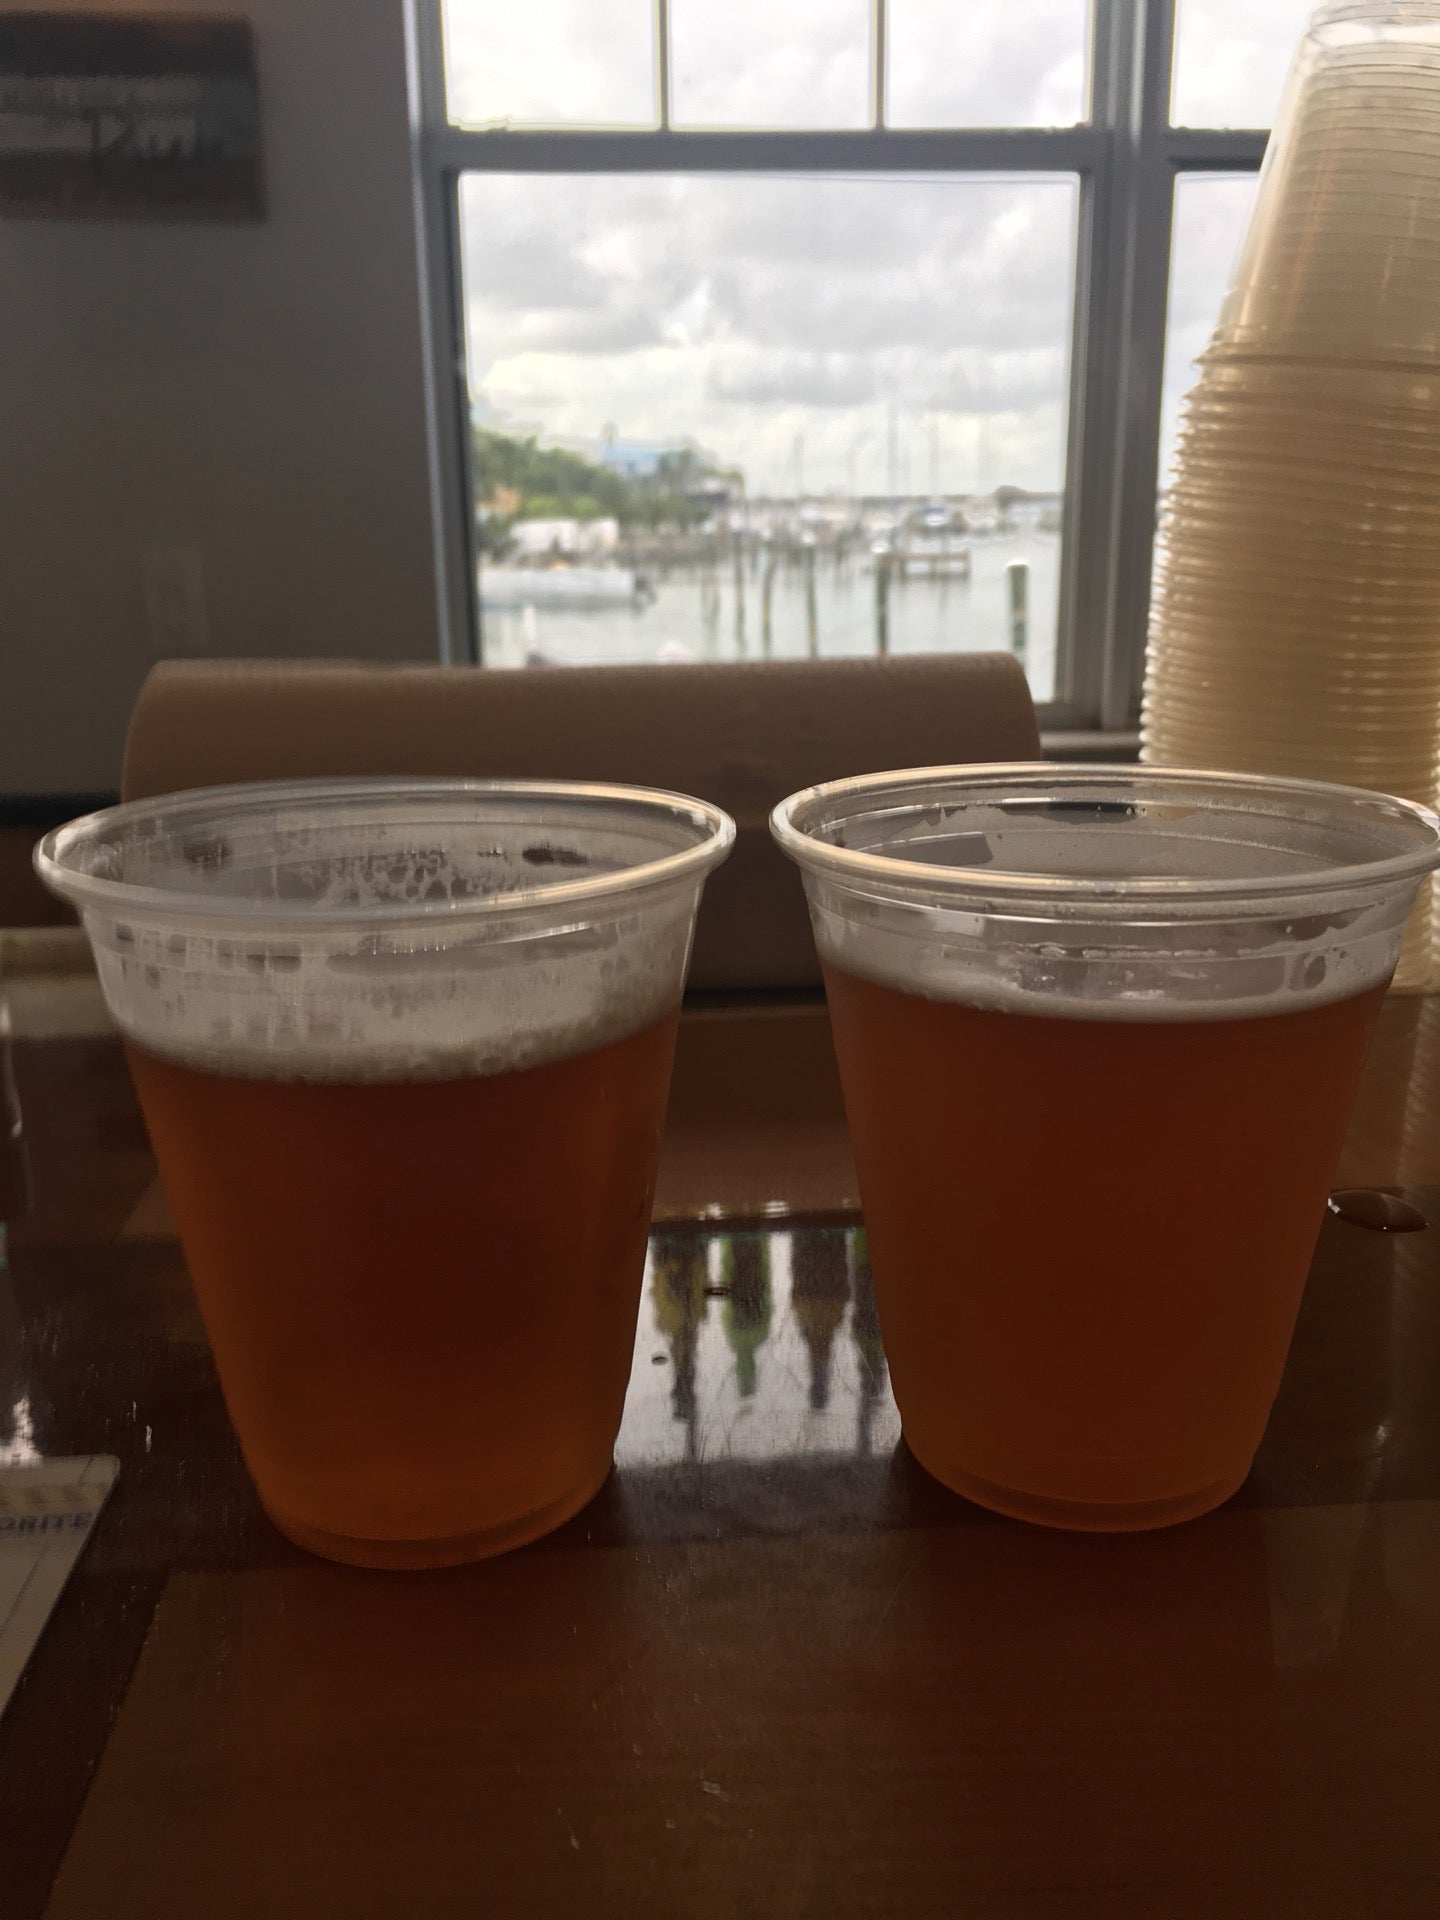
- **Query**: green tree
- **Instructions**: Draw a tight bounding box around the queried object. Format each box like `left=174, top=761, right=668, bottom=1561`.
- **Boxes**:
left=471, top=427, right=717, bottom=532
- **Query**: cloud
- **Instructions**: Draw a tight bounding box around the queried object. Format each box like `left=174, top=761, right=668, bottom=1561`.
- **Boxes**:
left=670, top=0, right=872, bottom=129
left=887, top=0, right=1088, bottom=127
left=708, top=350, right=878, bottom=408
left=452, top=0, right=1271, bottom=497
left=463, top=170, right=1077, bottom=348
left=461, top=166, right=1079, bottom=491
left=444, top=0, right=655, bottom=128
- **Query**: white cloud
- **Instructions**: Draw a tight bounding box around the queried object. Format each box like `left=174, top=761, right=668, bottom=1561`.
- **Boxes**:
left=452, top=0, right=1292, bottom=497
left=462, top=170, right=1079, bottom=494
left=1171, top=0, right=1310, bottom=127
left=670, top=0, right=872, bottom=129
left=443, top=0, right=655, bottom=127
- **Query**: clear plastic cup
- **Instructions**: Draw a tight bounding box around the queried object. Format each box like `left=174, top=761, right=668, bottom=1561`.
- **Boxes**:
left=1147, top=584, right=1440, bottom=646
left=1215, top=2, right=1440, bottom=364
left=1176, top=427, right=1440, bottom=478
left=1156, top=521, right=1440, bottom=575
left=37, top=778, right=734, bottom=1566
left=1137, top=709, right=1440, bottom=786
left=772, top=765, right=1440, bottom=1531
left=1163, top=482, right=1440, bottom=538
left=1141, top=700, right=1440, bottom=755
left=1152, top=572, right=1440, bottom=637
left=1197, top=349, right=1440, bottom=401
left=1169, top=417, right=1440, bottom=483
left=1174, top=420, right=1440, bottom=482
left=1156, top=519, right=1440, bottom=586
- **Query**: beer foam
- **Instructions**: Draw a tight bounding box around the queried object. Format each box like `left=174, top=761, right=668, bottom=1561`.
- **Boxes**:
left=789, top=791, right=1424, bottom=1022
left=805, top=884, right=1409, bottom=1024
left=90, top=901, right=694, bottom=1082
left=81, top=819, right=705, bottom=1082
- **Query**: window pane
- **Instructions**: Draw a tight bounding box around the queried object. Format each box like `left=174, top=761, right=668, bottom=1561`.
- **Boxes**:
left=669, top=0, right=871, bottom=130
left=1171, top=0, right=1311, bottom=128
left=886, top=0, right=1089, bottom=128
left=1159, top=173, right=1259, bottom=487
left=459, top=173, right=1078, bottom=702
left=442, top=0, right=655, bottom=129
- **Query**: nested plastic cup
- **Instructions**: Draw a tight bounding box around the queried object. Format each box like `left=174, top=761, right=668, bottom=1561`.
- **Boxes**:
left=772, top=765, right=1440, bottom=1532
left=1152, top=574, right=1440, bottom=641
left=37, top=778, right=734, bottom=1567
left=1216, top=1, right=1440, bottom=363
left=1161, top=501, right=1440, bottom=558
left=1156, top=519, right=1440, bottom=588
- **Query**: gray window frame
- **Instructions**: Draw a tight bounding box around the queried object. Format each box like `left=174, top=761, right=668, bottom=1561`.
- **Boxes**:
left=410, top=0, right=1268, bottom=732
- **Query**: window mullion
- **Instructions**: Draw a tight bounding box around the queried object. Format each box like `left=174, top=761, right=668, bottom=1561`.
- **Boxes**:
left=873, top=0, right=887, bottom=131
left=420, top=0, right=1117, bottom=692
left=408, top=1, right=479, bottom=662
left=1067, top=0, right=1178, bottom=732
left=1061, top=0, right=1141, bottom=726
left=410, top=0, right=449, bottom=126
left=1164, top=128, right=1268, bottom=166
left=656, top=0, right=671, bottom=132
left=424, top=124, right=1101, bottom=173
left=1104, top=0, right=1180, bottom=731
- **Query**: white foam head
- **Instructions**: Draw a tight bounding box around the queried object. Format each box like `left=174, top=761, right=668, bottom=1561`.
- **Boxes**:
left=775, top=767, right=1439, bottom=1022
left=38, top=781, right=733, bottom=1080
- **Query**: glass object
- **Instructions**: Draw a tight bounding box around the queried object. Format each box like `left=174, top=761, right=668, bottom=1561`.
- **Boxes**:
left=669, top=0, right=871, bottom=129
left=459, top=171, right=1079, bottom=701
left=1159, top=173, right=1259, bottom=486
left=773, top=764, right=1440, bottom=1530
left=442, top=0, right=656, bottom=128
left=886, top=0, right=1090, bottom=127
left=38, top=779, right=733, bottom=1567
left=1172, top=0, right=1314, bottom=126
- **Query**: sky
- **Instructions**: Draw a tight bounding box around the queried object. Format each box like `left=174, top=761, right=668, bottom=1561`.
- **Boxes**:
left=444, top=0, right=1311, bottom=498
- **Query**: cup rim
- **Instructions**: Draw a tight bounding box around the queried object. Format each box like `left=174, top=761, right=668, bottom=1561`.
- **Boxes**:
left=770, top=762, right=1440, bottom=910
left=36, top=776, right=737, bottom=928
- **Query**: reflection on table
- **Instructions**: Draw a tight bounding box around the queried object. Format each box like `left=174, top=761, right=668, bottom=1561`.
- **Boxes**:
left=4, top=979, right=1440, bottom=1917
left=635, top=1227, right=895, bottom=1468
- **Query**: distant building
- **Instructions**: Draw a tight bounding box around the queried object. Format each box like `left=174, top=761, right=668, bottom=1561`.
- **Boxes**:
left=593, top=440, right=671, bottom=481
left=584, top=435, right=726, bottom=489
left=507, top=517, right=619, bottom=560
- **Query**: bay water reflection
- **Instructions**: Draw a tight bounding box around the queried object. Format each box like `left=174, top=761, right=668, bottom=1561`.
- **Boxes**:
left=482, top=528, right=1060, bottom=702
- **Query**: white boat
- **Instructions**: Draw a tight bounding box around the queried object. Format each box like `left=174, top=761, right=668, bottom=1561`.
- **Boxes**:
left=480, top=565, right=652, bottom=608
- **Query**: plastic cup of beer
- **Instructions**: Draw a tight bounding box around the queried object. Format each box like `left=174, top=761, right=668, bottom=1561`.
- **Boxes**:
left=772, top=765, right=1440, bottom=1531
left=38, top=778, right=734, bottom=1567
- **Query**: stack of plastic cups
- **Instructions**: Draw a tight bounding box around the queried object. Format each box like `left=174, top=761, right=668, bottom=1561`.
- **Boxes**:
left=1142, top=0, right=1440, bottom=987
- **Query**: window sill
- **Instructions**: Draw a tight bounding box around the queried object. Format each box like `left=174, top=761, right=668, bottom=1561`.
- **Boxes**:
left=1041, top=730, right=1141, bottom=762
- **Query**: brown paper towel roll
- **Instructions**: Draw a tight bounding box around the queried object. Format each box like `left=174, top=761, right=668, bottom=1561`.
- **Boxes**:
left=123, top=656, right=1039, bottom=990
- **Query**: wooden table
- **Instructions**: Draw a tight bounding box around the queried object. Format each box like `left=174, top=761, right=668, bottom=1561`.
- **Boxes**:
left=4, top=986, right=1440, bottom=1919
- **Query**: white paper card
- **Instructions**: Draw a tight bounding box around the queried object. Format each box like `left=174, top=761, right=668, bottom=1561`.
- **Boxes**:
left=0, top=1456, right=118, bottom=1717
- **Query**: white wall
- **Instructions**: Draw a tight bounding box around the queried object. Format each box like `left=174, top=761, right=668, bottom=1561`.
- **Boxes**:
left=0, top=0, right=442, bottom=792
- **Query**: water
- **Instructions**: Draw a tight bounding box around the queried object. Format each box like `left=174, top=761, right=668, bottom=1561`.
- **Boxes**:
left=480, top=529, right=1061, bottom=704
left=1326, top=1188, right=1428, bottom=1233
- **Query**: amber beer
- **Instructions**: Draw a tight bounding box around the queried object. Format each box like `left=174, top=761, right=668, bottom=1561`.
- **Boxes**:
left=772, top=765, right=1440, bottom=1531
left=822, top=965, right=1388, bottom=1528
left=38, top=777, right=733, bottom=1567
left=127, top=1010, right=679, bottom=1566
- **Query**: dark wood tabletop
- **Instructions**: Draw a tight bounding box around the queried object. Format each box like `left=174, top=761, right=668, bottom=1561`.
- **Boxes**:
left=3, top=980, right=1440, bottom=1919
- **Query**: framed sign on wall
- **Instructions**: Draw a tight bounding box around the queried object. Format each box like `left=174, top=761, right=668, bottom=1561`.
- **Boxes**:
left=0, top=11, right=261, bottom=219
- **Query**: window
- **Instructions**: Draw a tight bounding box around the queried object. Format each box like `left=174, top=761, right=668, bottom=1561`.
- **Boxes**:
left=416, top=1, right=1297, bottom=730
